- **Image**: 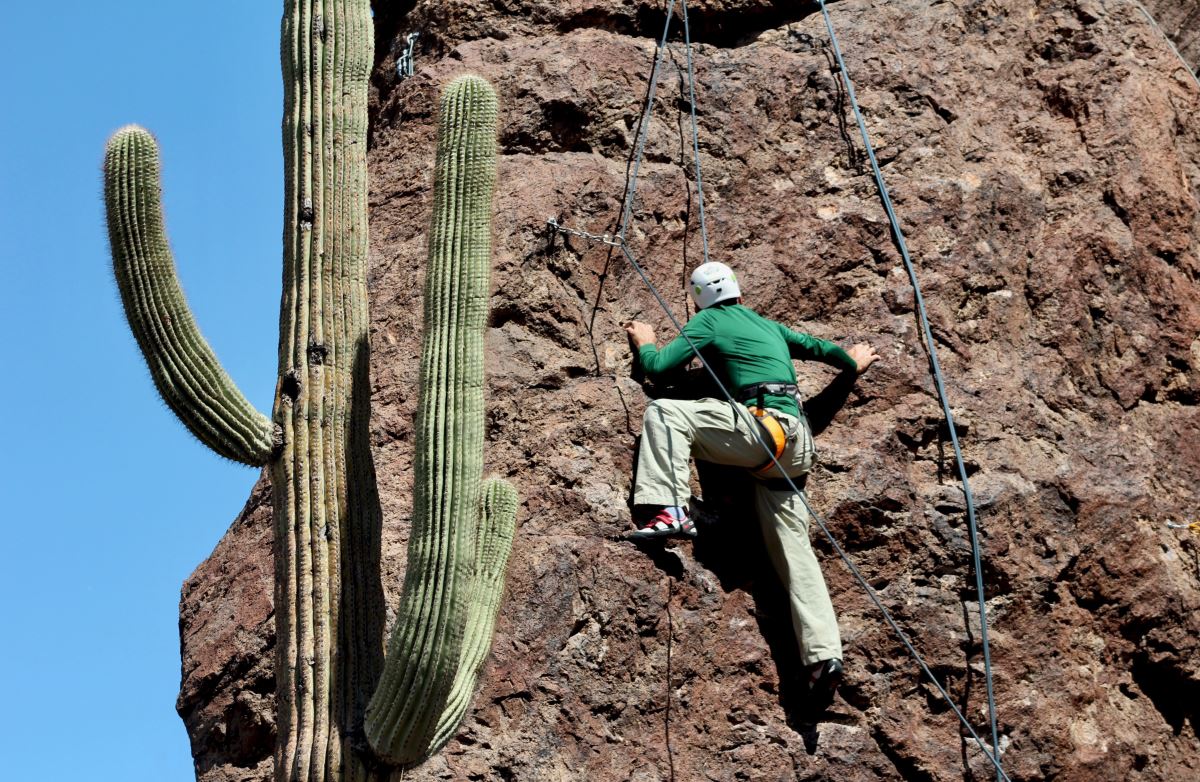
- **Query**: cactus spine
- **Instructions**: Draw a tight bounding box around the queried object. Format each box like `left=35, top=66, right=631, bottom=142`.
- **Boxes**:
left=101, top=2, right=515, bottom=778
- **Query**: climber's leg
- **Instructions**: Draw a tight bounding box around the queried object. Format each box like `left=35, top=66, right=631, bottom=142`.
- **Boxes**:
left=755, top=484, right=843, bottom=665
left=633, top=397, right=763, bottom=509
left=753, top=416, right=842, bottom=666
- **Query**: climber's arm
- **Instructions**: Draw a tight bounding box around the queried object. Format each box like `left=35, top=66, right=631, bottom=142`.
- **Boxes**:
left=776, top=323, right=877, bottom=374
left=627, top=317, right=714, bottom=379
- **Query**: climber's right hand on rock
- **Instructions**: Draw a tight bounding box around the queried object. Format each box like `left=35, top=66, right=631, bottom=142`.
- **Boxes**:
left=847, top=342, right=880, bottom=374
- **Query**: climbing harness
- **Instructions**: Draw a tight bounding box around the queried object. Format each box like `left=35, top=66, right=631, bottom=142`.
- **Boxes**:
left=545, top=2, right=1010, bottom=779
left=747, top=406, right=788, bottom=478
left=737, top=381, right=801, bottom=406
left=1130, top=1, right=1200, bottom=91
left=737, top=381, right=800, bottom=402
left=741, top=382, right=798, bottom=477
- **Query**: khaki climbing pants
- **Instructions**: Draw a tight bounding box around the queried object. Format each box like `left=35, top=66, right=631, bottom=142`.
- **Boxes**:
left=633, top=397, right=843, bottom=665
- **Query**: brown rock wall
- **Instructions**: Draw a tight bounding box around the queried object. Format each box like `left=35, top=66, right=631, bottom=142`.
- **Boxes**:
left=1142, top=0, right=1200, bottom=72
left=180, top=2, right=1200, bottom=780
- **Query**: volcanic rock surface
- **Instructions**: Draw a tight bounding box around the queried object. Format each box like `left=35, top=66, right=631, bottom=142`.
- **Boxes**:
left=1142, top=0, right=1200, bottom=71
left=179, top=1, right=1200, bottom=780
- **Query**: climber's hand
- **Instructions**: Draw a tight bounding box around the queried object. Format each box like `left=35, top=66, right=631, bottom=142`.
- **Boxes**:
left=625, top=321, right=656, bottom=348
left=847, top=342, right=879, bottom=374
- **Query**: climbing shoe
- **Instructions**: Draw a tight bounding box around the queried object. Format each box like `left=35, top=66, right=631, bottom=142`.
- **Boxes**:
left=806, top=658, right=844, bottom=713
left=688, top=500, right=720, bottom=528
left=630, top=509, right=688, bottom=539
left=679, top=515, right=698, bottom=538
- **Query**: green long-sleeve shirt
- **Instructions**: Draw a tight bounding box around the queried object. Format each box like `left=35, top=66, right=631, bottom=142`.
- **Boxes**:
left=636, top=303, right=857, bottom=417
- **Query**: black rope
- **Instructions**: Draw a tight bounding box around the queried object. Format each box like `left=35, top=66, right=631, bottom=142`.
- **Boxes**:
left=618, top=0, right=678, bottom=241
left=815, top=3, right=1002, bottom=776
left=681, top=0, right=712, bottom=266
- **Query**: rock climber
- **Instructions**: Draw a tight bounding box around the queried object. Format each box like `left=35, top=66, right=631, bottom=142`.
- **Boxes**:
left=624, top=260, right=879, bottom=709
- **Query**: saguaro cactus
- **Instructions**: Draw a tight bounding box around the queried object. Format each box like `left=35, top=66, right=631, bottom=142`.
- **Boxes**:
left=363, top=75, right=512, bottom=764
left=102, top=1, right=515, bottom=777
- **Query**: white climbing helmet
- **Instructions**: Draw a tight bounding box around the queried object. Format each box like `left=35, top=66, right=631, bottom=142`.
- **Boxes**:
left=690, top=262, right=741, bottom=310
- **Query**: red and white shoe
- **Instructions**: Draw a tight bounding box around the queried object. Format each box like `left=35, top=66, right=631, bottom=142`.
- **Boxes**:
left=630, top=509, right=686, bottom=539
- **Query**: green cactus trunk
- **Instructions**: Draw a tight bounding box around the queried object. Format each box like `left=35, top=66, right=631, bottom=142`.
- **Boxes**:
left=101, top=2, right=515, bottom=779
left=269, top=2, right=379, bottom=778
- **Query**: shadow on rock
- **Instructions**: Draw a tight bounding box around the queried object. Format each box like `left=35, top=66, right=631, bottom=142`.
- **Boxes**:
left=805, top=370, right=856, bottom=438
left=691, top=461, right=854, bottom=736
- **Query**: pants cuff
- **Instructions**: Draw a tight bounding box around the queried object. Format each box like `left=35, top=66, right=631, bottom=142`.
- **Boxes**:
left=632, top=493, right=690, bottom=507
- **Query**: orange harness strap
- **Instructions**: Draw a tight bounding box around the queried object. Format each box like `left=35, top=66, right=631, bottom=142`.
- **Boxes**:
left=747, top=406, right=787, bottom=477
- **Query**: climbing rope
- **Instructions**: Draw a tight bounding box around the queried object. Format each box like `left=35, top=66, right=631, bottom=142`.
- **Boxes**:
left=815, top=1, right=1002, bottom=777
left=1129, top=0, right=1200, bottom=91
left=617, top=0, right=679, bottom=242
left=681, top=0, right=712, bottom=267
left=548, top=2, right=1011, bottom=778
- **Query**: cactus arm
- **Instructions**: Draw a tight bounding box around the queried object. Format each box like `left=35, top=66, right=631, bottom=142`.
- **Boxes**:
left=103, top=126, right=276, bottom=466
left=364, top=74, right=510, bottom=766
left=425, top=477, right=519, bottom=753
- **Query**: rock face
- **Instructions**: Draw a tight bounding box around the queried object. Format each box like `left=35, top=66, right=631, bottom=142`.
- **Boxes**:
left=1142, top=0, right=1200, bottom=71
left=178, top=1, right=1200, bottom=780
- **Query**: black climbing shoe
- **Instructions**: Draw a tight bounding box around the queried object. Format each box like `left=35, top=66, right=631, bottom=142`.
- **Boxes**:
left=687, top=494, right=721, bottom=529
left=806, top=658, right=844, bottom=713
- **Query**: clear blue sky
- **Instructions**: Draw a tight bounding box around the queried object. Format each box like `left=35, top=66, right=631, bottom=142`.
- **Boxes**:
left=2, top=3, right=285, bottom=778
